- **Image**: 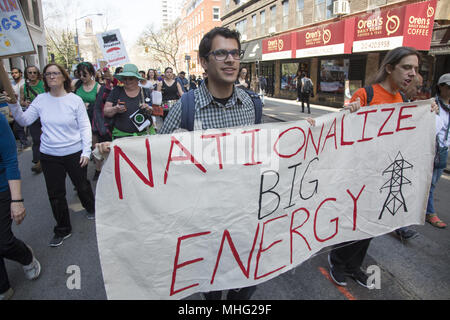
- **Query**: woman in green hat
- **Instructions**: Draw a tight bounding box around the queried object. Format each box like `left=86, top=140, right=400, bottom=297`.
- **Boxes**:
left=103, top=64, right=156, bottom=140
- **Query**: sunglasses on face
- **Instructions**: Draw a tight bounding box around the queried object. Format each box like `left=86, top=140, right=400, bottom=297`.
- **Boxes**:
left=205, top=49, right=244, bottom=61
left=27, top=71, right=38, bottom=75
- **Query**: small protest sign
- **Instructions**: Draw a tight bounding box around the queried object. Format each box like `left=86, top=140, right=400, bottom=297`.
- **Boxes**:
left=0, top=0, right=35, bottom=59
left=96, top=29, right=129, bottom=67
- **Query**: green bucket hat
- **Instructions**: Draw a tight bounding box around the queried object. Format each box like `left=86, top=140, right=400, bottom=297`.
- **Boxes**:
left=114, top=64, right=145, bottom=81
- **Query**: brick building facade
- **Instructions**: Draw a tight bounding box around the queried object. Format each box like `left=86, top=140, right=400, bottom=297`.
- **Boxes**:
left=177, top=0, right=223, bottom=77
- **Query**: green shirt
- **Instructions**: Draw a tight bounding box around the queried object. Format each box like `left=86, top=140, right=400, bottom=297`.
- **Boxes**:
left=24, top=80, right=45, bottom=102
left=76, top=82, right=99, bottom=104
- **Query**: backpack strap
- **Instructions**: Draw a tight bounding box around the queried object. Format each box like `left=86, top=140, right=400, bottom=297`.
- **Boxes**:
left=364, top=85, right=374, bottom=106
left=180, top=90, right=196, bottom=131
left=180, top=88, right=262, bottom=132
left=74, top=80, right=83, bottom=93
left=242, top=88, right=262, bottom=124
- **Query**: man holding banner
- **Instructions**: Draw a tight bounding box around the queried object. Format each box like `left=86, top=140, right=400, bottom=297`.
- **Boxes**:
left=328, top=46, right=438, bottom=289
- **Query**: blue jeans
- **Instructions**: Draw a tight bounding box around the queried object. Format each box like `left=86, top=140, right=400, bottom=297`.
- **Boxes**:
left=426, top=166, right=445, bottom=215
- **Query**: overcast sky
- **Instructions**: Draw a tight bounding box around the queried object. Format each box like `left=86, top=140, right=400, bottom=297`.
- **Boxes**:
left=42, top=0, right=162, bottom=49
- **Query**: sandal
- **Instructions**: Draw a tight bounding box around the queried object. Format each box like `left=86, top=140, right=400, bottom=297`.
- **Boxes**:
left=426, top=214, right=447, bottom=228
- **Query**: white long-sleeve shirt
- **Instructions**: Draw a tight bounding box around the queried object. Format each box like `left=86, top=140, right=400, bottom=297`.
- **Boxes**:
left=9, top=92, right=92, bottom=158
left=436, top=98, right=450, bottom=148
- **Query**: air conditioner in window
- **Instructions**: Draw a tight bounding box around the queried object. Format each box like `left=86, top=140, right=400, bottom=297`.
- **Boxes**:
left=333, top=0, right=350, bottom=15
left=241, top=34, right=247, bottom=41
left=268, top=26, right=276, bottom=34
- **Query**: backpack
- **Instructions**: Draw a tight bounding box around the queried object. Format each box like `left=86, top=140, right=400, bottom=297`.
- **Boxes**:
left=92, top=85, right=113, bottom=138
left=179, top=88, right=263, bottom=132
left=364, top=85, right=408, bottom=105
left=302, top=78, right=313, bottom=95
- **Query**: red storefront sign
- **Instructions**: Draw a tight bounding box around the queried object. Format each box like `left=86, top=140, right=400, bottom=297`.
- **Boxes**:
left=262, top=33, right=294, bottom=61
left=353, top=0, right=436, bottom=52
left=261, top=0, right=436, bottom=61
left=295, top=19, right=355, bottom=58
left=402, top=0, right=436, bottom=49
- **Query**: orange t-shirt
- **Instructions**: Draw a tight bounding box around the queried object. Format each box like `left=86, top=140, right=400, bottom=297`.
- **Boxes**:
left=351, top=83, right=403, bottom=107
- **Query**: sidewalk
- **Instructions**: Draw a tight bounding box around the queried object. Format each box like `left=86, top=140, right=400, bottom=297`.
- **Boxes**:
left=262, top=96, right=340, bottom=122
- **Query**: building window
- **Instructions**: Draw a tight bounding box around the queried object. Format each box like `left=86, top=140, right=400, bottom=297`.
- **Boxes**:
left=252, top=14, right=257, bottom=37
left=270, top=5, right=277, bottom=32
left=260, top=10, right=265, bottom=36
left=297, top=0, right=304, bottom=26
left=318, top=58, right=349, bottom=94
left=281, top=63, right=298, bottom=91
left=314, top=0, right=336, bottom=22
left=31, top=0, right=41, bottom=27
left=19, top=0, right=30, bottom=21
left=213, top=7, right=220, bottom=21
left=368, top=0, right=387, bottom=9
left=235, top=19, right=247, bottom=37
left=282, top=1, right=289, bottom=30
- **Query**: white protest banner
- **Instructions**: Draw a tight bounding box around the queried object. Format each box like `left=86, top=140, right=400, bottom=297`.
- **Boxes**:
left=0, top=0, right=35, bottom=59
left=96, top=29, right=129, bottom=67
left=96, top=100, right=435, bottom=300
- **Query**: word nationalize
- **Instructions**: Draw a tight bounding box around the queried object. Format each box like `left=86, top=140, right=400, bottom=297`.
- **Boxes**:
left=113, top=105, right=417, bottom=198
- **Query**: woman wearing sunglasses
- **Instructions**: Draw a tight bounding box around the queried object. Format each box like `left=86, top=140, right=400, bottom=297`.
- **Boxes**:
left=6, top=63, right=95, bottom=247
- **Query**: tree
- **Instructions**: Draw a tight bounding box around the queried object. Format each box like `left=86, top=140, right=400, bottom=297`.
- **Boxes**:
left=137, top=19, right=182, bottom=73
left=46, top=27, right=78, bottom=70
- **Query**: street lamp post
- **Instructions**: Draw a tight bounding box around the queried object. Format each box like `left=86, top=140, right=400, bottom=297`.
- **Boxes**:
left=75, top=13, right=103, bottom=62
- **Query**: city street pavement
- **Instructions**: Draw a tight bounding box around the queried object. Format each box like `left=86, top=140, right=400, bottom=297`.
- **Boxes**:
left=5, top=99, right=450, bottom=300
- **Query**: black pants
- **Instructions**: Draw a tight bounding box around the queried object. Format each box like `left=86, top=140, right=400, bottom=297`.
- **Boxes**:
left=40, top=151, right=95, bottom=237
left=300, top=93, right=310, bottom=114
left=13, top=121, right=28, bottom=146
left=28, top=119, right=41, bottom=163
left=329, top=239, right=372, bottom=273
left=203, top=285, right=257, bottom=300
left=0, top=190, right=33, bottom=293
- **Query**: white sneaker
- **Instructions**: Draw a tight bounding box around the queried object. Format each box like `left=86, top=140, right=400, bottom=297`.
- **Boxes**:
left=0, top=287, right=14, bottom=300
left=23, top=245, right=41, bottom=280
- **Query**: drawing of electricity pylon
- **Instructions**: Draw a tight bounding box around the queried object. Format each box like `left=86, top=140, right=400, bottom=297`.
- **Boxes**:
left=379, top=151, right=413, bottom=220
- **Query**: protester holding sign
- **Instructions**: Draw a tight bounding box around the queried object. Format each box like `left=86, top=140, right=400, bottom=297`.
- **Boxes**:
left=103, top=64, right=155, bottom=140
left=6, top=63, right=96, bottom=246
left=425, top=73, right=450, bottom=229
left=328, top=46, right=438, bottom=289
left=20, top=66, right=45, bottom=174
left=160, top=27, right=262, bottom=300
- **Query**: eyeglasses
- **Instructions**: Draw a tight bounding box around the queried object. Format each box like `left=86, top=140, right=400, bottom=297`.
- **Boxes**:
left=205, top=49, right=244, bottom=61
left=27, top=71, right=38, bottom=75
left=44, top=72, right=62, bottom=78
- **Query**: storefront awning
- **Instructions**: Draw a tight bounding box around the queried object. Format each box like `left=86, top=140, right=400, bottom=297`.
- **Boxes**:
left=352, top=0, right=437, bottom=53
left=241, top=39, right=262, bottom=63
left=261, top=0, right=437, bottom=59
left=429, top=25, right=450, bottom=55
left=295, top=19, right=354, bottom=58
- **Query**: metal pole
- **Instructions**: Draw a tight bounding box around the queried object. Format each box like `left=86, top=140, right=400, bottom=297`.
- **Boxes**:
left=75, top=19, right=80, bottom=62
